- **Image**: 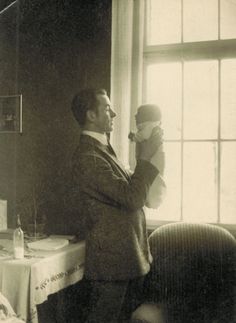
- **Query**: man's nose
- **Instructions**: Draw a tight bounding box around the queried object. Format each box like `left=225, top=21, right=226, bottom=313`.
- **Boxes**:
left=110, top=109, right=116, bottom=118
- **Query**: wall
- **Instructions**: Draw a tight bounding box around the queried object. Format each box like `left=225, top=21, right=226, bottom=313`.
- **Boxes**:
left=0, top=0, right=112, bottom=232
left=0, top=3, right=18, bottom=227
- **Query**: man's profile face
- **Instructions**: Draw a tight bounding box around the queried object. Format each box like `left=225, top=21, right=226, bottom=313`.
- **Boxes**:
left=93, top=94, right=116, bottom=133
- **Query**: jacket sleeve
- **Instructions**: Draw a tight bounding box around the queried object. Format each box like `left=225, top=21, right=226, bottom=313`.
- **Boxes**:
left=73, top=153, right=159, bottom=211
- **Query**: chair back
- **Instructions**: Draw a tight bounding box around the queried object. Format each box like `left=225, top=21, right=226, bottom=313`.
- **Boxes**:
left=145, top=222, right=236, bottom=323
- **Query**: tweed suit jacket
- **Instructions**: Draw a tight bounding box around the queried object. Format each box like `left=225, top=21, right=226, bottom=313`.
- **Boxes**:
left=72, top=134, right=158, bottom=280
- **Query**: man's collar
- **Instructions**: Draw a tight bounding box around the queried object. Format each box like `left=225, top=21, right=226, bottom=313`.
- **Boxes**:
left=82, top=130, right=108, bottom=146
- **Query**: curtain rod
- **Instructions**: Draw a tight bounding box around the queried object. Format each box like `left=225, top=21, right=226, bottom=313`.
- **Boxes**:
left=0, top=0, right=18, bottom=16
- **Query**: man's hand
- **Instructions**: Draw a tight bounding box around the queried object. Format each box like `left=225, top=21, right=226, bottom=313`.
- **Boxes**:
left=136, top=127, right=163, bottom=162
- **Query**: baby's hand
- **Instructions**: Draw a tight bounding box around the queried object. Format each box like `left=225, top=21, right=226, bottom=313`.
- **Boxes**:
left=128, top=132, right=136, bottom=142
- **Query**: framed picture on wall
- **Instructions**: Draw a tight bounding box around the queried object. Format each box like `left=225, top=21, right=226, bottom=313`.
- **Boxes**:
left=0, top=95, right=22, bottom=133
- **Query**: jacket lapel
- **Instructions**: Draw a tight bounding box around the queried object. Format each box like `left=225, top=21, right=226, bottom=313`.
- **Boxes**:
left=80, top=135, right=130, bottom=181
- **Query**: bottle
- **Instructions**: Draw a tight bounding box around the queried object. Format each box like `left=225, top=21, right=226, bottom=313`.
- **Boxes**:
left=13, top=214, right=24, bottom=259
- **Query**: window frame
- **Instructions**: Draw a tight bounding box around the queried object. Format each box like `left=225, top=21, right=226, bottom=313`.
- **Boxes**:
left=139, top=1, right=236, bottom=230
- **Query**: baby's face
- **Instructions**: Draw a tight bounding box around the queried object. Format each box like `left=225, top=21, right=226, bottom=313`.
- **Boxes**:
left=135, top=110, right=141, bottom=126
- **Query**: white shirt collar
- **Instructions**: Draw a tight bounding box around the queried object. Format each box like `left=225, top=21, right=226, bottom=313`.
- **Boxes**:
left=82, top=130, right=108, bottom=146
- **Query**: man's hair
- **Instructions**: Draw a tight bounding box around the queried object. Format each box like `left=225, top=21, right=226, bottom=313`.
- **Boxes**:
left=71, top=88, right=107, bottom=126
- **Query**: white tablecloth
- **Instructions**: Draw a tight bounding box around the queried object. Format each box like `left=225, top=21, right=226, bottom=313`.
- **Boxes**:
left=0, top=239, right=85, bottom=323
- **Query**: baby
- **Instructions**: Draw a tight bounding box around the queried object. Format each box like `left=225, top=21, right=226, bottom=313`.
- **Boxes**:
left=129, top=104, right=166, bottom=209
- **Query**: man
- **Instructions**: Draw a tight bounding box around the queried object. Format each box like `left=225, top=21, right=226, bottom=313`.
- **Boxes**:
left=71, top=88, right=160, bottom=322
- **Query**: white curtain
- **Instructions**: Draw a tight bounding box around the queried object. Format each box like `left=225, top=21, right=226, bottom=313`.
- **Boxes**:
left=110, top=0, right=144, bottom=169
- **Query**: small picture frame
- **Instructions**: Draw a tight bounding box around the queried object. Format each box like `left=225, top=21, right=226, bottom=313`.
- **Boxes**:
left=0, top=94, right=22, bottom=133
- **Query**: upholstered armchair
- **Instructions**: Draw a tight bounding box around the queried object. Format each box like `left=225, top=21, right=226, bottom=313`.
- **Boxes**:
left=132, top=222, right=236, bottom=323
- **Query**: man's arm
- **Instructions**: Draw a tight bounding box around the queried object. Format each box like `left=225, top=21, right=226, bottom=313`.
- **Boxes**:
left=74, top=154, right=158, bottom=211
left=73, top=131, right=160, bottom=211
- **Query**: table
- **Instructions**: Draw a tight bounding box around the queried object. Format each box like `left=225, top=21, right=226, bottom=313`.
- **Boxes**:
left=0, top=239, right=85, bottom=323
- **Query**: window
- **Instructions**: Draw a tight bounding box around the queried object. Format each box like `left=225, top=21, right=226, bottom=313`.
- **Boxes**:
left=142, top=0, right=236, bottom=225
left=111, top=0, right=236, bottom=227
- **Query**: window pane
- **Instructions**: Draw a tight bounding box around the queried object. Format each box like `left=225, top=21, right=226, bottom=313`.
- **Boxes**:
left=146, top=0, right=181, bottom=45
left=184, top=61, right=218, bottom=139
left=220, top=142, right=236, bottom=224
left=146, top=63, right=182, bottom=140
left=221, top=59, right=236, bottom=139
left=183, top=0, right=218, bottom=42
left=221, top=0, right=236, bottom=39
left=183, top=142, right=218, bottom=223
left=146, top=142, right=181, bottom=221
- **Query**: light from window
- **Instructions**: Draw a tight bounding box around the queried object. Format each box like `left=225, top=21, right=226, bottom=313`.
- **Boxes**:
left=145, top=60, right=236, bottom=224
left=146, top=63, right=182, bottom=140
left=147, top=0, right=181, bottom=45
left=221, top=0, right=236, bottom=39
left=183, top=142, right=218, bottom=222
left=183, top=0, right=218, bottom=42
left=221, top=59, right=236, bottom=139
left=220, top=142, right=236, bottom=223
left=184, top=60, right=218, bottom=139
left=147, top=0, right=236, bottom=45
left=142, top=0, right=236, bottom=225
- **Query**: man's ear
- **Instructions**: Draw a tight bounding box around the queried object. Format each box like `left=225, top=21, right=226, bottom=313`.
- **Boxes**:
left=86, top=110, right=96, bottom=123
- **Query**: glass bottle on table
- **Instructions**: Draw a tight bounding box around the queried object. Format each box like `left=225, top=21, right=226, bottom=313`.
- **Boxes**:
left=13, top=214, right=24, bottom=259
